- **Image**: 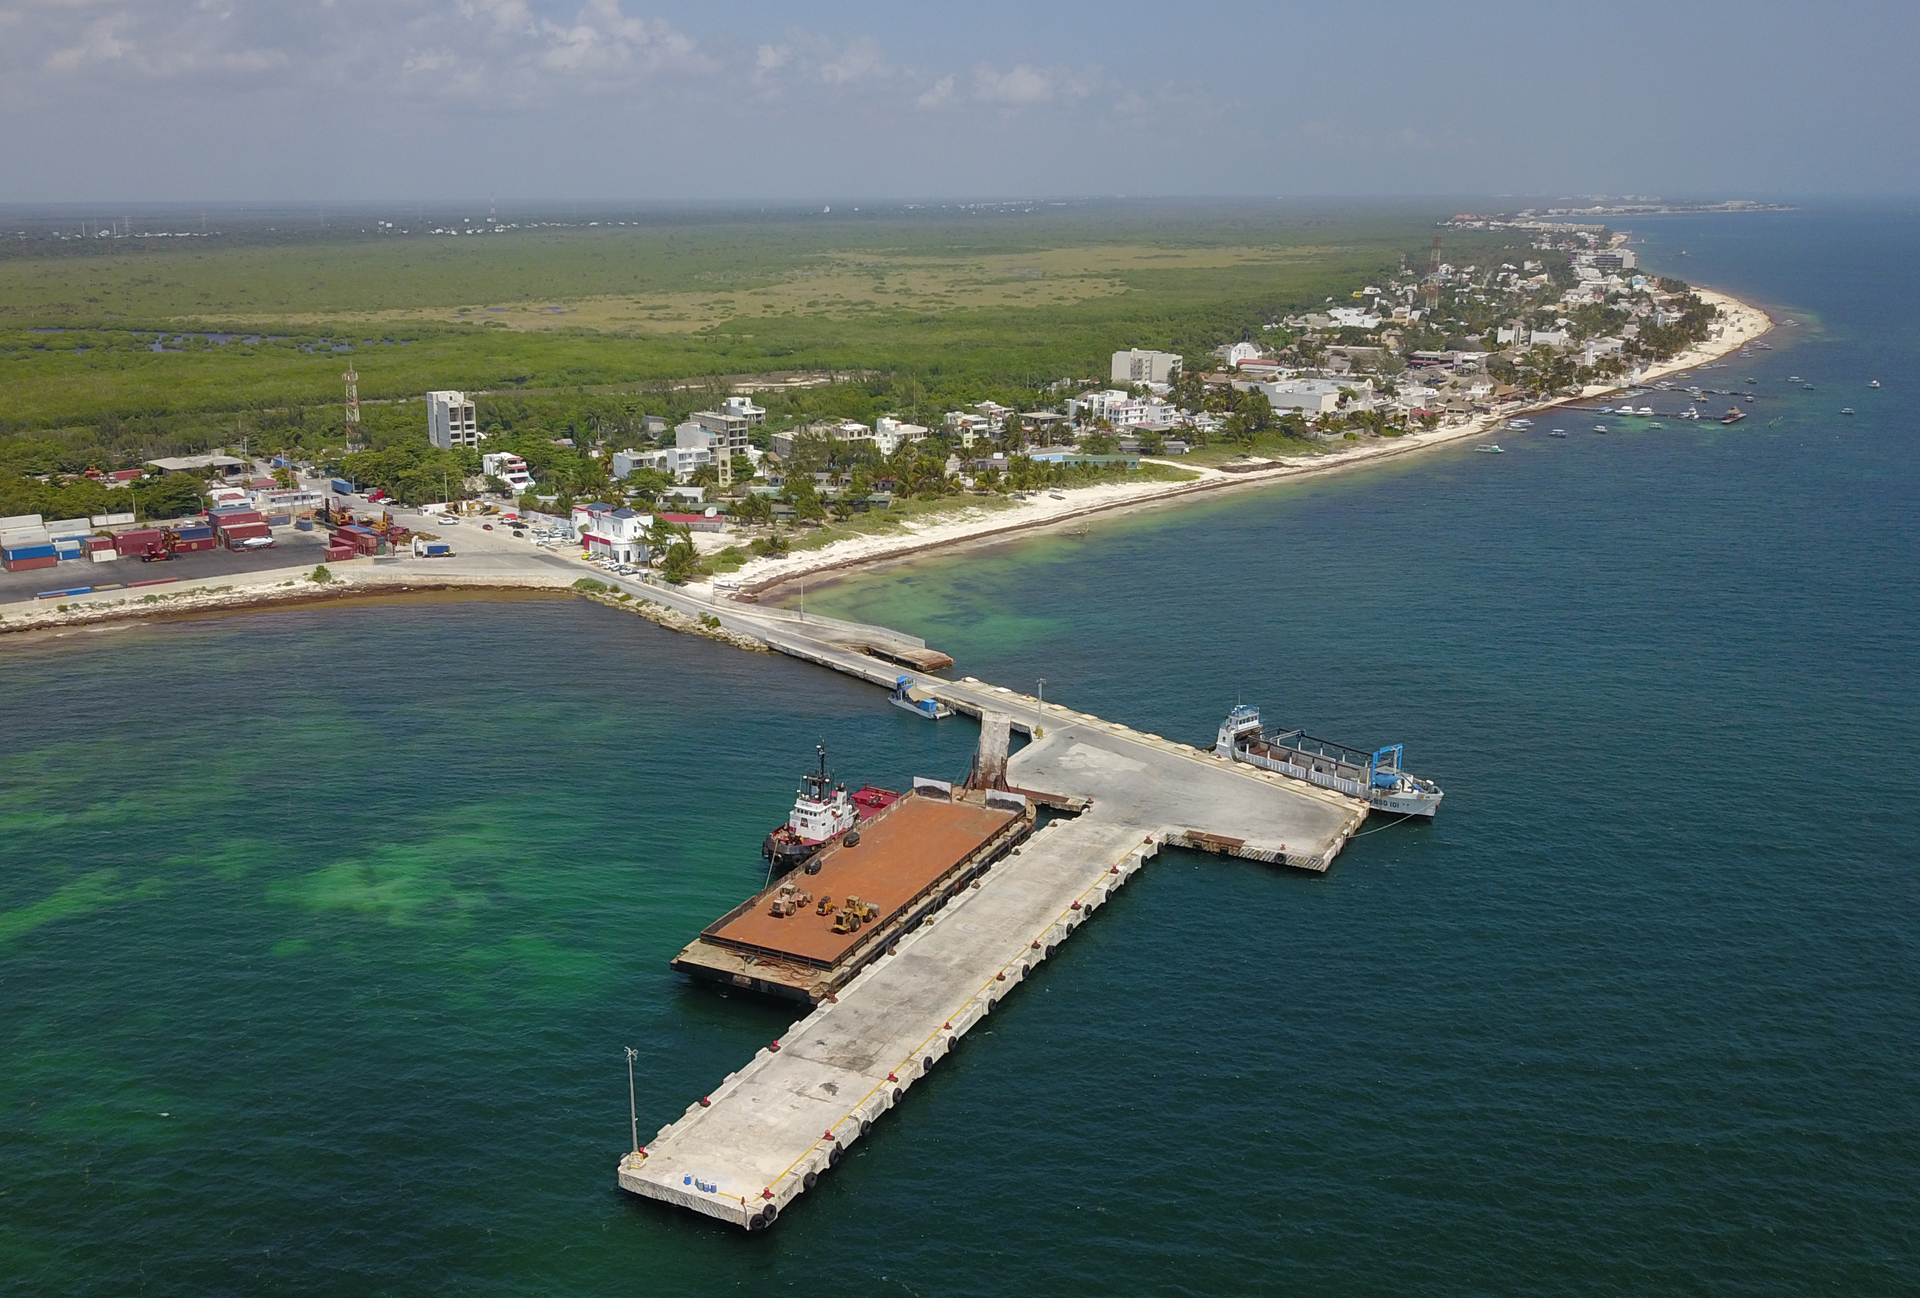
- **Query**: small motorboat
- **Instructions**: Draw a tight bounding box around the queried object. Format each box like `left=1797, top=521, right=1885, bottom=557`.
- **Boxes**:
left=1476, top=444, right=1505, bottom=454
left=1637, top=406, right=1653, bottom=416
left=1721, top=408, right=1747, bottom=425
left=1869, top=380, right=1881, bottom=389
left=1744, top=394, right=1755, bottom=403
left=1839, top=407, right=1856, bottom=416
left=1803, top=383, right=1816, bottom=391
left=1593, top=425, right=1609, bottom=434
left=1549, top=429, right=1568, bottom=438
left=1789, top=375, right=1802, bottom=382
left=890, top=675, right=954, bottom=719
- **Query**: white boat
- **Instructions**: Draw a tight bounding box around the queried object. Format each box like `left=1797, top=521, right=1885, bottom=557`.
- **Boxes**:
left=1476, top=444, right=1504, bottom=454
left=889, top=675, right=954, bottom=719
left=1869, top=380, right=1881, bottom=388
left=1637, top=406, right=1653, bottom=416
left=1549, top=429, right=1568, bottom=437
left=1216, top=705, right=1442, bottom=818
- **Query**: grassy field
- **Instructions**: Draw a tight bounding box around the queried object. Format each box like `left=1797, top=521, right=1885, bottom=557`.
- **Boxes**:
left=0, top=204, right=1482, bottom=434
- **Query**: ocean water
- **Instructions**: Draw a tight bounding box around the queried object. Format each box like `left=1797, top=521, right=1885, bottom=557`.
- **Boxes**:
left=5, top=208, right=1919, bottom=1294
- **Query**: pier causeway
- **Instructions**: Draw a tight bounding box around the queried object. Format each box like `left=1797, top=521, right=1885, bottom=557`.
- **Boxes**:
left=611, top=574, right=1370, bottom=1228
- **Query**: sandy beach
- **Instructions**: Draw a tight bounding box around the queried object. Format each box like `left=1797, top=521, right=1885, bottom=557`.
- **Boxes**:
left=719, top=286, right=1775, bottom=600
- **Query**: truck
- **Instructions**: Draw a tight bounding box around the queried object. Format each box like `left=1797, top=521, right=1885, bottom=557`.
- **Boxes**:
left=330, top=478, right=355, bottom=496
left=411, top=537, right=455, bottom=559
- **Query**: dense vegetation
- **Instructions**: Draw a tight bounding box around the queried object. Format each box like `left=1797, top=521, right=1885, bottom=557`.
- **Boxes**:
left=0, top=202, right=1520, bottom=518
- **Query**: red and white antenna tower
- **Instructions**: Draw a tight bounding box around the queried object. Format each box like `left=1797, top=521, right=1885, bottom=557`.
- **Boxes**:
left=343, top=367, right=361, bottom=441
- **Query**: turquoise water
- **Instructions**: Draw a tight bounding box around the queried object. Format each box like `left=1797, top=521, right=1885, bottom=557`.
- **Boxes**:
left=6, top=209, right=1920, bottom=1293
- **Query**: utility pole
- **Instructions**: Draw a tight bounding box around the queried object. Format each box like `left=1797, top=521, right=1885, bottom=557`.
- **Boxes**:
left=1036, top=678, right=1046, bottom=738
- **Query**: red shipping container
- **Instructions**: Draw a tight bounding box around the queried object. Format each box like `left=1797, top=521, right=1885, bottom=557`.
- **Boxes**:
left=115, top=529, right=163, bottom=556
left=5, top=554, right=59, bottom=572
left=213, top=510, right=265, bottom=529
left=175, top=538, right=217, bottom=553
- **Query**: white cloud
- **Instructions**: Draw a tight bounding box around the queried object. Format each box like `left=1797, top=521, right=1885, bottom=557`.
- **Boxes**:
left=915, top=74, right=954, bottom=110
left=817, top=34, right=887, bottom=85
left=972, top=62, right=1097, bottom=107
left=45, top=18, right=130, bottom=71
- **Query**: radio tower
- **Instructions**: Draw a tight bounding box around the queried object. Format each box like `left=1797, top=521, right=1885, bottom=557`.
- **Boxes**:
left=343, top=367, right=361, bottom=447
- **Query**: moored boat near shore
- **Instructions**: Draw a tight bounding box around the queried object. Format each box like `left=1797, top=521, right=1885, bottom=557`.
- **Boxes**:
left=761, top=745, right=900, bottom=875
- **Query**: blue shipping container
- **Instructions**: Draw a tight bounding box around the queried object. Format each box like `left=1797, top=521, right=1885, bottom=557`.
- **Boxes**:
left=331, top=479, right=354, bottom=495
left=4, top=544, right=57, bottom=560
left=295, top=519, right=315, bottom=531
left=174, top=526, right=214, bottom=540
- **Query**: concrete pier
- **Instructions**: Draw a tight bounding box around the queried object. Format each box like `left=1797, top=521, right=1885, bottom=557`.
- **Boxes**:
left=620, top=682, right=1368, bottom=1229
left=619, top=812, right=1162, bottom=1229
left=577, top=569, right=1375, bottom=1227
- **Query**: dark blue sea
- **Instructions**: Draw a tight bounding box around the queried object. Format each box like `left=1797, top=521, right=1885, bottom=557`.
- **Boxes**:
left=3, top=206, right=1917, bottom=1294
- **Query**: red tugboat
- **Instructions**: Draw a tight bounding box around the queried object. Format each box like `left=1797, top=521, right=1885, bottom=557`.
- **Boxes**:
left=761, top=745, right=899, bottom=876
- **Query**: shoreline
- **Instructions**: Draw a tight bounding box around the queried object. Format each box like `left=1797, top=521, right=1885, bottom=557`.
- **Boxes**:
left=723, top=285, right=1774, bottom=602
left=0, top=287, right=1773, bottom=641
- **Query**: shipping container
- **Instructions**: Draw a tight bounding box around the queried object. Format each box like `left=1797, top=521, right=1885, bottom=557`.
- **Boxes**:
left=295, top=519, right=315, bottom=531
left=37, top=587, right=92, bottom=599
left=175, top=538, right=218, bottom=553
left=4, top=543, right=58, bottom=561
left=91, top=548, right=120, bottom=563
left=5, top=554, right=59, bottom=572
left=115, top=530, right=163, bottom=556
left=331, top=479, right=355, bottom=496
left=266, top=515, right=292, bottom=527
left=173, top=527, right=215, bottom=541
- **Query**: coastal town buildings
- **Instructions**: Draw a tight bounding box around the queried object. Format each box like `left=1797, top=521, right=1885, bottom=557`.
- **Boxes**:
left=1110, top=348, right=1182, bottom=385
left=481, top=452, right=534, bottom=494
left=427, top=391, right=481, bottom=449
left=691, top=396, right=766, bottom=460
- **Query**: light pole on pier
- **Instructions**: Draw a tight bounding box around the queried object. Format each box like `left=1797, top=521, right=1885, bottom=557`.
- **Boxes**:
left=624, top=1046, right=640, bottom=1156
left=1036, top=678, right=1046, bottom=739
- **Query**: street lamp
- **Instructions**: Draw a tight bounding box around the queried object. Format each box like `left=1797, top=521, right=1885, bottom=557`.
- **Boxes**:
left=1036, top=677, right=1046, bottom=739
left=624, top=1046, right=640, bottom=1157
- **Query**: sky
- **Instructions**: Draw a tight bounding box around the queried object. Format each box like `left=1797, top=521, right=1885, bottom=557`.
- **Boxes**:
left=1, top=0, right=1915, bottom=202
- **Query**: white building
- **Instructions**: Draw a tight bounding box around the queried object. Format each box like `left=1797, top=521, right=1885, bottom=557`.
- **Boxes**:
left=481, top=452, right=533, bottom=494
left=1326, top=307, right=1382, bottom=331
left=1237, top=378, right=1375, bottom=416
left=572, top=502, right=651, bottom=565
left=691, top=395, right=766, bottom=460
left=427, top=390, right=481, bottom=449
left=1222, top=341, right=1265, bottom=368
left=1111, top=348, right=1183, bottom=385
left=1066, top=389, right=1181, bottom=429
left=614, top=423, right=721, bottom=481
left=874, top=416, right=930, bottom=456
